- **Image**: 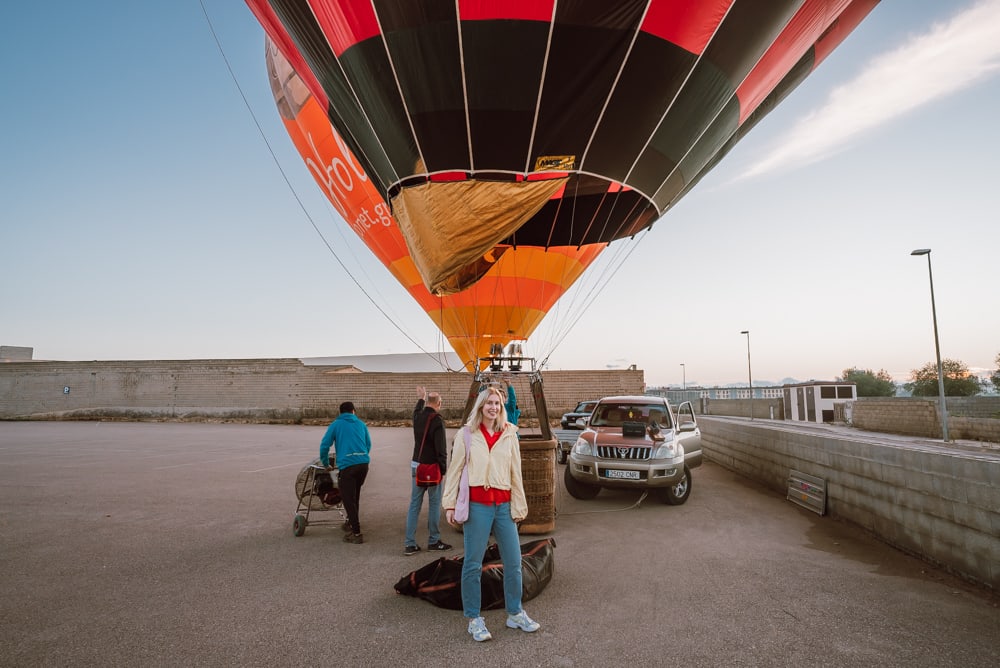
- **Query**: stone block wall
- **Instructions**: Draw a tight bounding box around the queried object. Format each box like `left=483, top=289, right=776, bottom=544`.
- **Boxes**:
left=699, top=417, right=1000, bottom=592
left=947, top=396, right=1000, bottom=418
left=852, top=397, right=1000, bottom=443
left=952, top=417, right=1000, bottom=443
left=852, top=399, right=940, bottom=437
left=0, top=359, right=643, bottom=422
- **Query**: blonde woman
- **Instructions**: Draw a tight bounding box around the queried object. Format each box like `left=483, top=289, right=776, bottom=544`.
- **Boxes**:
left=442, top=386, right=540, bottom=642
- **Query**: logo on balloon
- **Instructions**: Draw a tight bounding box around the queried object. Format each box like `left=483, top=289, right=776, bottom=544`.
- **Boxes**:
left=304, top=130, right=369, bottom=224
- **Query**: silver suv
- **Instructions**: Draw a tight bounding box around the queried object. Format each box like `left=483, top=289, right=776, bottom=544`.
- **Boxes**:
left=564, top=395, right=702, bottom=504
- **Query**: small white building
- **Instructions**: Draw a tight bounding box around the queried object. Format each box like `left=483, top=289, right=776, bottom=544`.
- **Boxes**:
left=782, top=381, right=856, bottom=423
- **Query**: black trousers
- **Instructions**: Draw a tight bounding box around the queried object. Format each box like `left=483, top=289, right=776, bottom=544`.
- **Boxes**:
left=339, top=463, right=369, bottom=534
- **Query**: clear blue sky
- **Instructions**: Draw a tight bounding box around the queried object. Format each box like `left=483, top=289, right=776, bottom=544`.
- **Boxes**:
left=3, top=1, right=998, bottom=388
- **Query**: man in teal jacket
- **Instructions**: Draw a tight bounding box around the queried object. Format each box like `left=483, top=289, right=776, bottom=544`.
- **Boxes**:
left=320, top=401, right=372, bottom=544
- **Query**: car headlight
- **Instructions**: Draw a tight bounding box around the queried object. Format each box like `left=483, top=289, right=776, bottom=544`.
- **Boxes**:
left=652, top=441, right=677, bottom=459
left=572, top=437, right=593, bottom=456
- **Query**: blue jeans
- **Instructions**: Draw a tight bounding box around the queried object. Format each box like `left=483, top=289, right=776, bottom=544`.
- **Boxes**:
left=404, top=466, right=442, bottom=547
left=461, top=501, right=522, bottom=618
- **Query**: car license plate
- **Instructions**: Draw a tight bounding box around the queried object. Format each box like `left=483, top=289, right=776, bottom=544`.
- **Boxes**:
left=604, top=469, right=640, bottom=480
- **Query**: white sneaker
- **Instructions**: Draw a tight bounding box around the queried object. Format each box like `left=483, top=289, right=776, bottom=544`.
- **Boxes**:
left=506, top=609, right=540, bottom=633
left=467, top=616, right=492, bottom=642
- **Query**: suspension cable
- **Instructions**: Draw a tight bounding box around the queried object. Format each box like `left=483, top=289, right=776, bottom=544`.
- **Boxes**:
left=200, top=0, right=451, bottom=369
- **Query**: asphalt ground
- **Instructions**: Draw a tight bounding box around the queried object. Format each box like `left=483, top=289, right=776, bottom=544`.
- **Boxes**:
left=1, top=421, right=998, bottom=667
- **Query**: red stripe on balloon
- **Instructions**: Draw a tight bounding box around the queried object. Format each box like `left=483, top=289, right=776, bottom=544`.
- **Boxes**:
left=813, top=0, right=879, bottom=66
left=736, top=0, right=848, bottom=123
left=458, top=0, right=555, bottom=22
left=308, top=0, right=380, bottom=57
left=640, top=0, right=733, bottom=56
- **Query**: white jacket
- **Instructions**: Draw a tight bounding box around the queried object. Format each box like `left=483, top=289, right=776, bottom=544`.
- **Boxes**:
left=442, top=423, right=528, bottom=521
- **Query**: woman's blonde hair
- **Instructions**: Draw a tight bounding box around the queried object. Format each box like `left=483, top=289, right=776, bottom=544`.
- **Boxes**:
left=465, top=386, right=508, bottom=431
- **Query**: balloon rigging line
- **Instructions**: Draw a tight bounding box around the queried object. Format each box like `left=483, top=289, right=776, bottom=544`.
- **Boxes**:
left=317, top=198, right=411, bottom=329
left=542, top=173, right=650, bottom=357
left=454, top=3, right=476, bottom=171
left=544, top=234, right=635, bottom=352
left=532, top=232, right=637, bottom=368
left=536, top=175, right=587, bottom=358
left=199, top=0, right=448, bottom=370
left=538, top=230, right=649, bottom=369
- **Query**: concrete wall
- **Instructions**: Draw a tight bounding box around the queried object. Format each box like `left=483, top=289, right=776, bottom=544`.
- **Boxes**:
left=1, top=346, right=34, bottom=361
left=703, top=398, right=784, bottom=420
left=0, top=359, right=644, bottom=422
left=852, top=397, right=1000, bottom=443
left=699, top=417, right=1000, bottom=592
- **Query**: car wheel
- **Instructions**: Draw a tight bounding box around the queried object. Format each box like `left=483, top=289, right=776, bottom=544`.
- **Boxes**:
left=556, top=447, right=567, bottom=465
left=665, top=466, right=692, bottom=505
left=563, top=465, right=600, bottom=500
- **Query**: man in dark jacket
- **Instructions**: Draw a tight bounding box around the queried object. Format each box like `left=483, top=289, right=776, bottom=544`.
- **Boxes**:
left=404, top=386, right=452, bottom=556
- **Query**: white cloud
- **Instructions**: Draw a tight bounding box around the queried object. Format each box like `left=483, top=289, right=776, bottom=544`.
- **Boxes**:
left=739, top=0, right=1000, bottom=180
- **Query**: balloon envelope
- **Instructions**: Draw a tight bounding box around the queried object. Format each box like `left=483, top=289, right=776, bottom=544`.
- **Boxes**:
left=249, top=0, right=878, bottom=364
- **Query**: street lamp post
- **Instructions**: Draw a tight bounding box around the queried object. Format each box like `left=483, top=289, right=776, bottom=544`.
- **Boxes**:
left=680, top=363, right=686, bottom=391
left=740, top=330, right=753, bottom=420
left=910, top=248, right=950, bottom=442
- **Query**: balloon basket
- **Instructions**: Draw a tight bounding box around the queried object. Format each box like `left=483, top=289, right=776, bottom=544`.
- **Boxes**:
left=518, top=435, right=556, bottom=534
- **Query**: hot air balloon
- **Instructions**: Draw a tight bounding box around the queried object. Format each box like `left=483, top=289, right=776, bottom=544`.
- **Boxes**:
left=248, top=0, right=879, bottom=368
left=265, top=43, right=606, bottom=368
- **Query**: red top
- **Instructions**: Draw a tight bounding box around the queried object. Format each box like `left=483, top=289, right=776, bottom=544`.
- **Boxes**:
left=469, top=423, right=512, bottom=505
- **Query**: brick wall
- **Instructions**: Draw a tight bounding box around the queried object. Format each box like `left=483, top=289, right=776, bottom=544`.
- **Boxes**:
left=700, top=417, right=1000, bottom=592
left=0, top=359, right=644, bottom=422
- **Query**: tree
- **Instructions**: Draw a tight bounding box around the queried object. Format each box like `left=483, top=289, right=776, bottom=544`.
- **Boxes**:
left=991, top=352, right=1000, bottom=393
left=905, top=359, right=983, bottom=397
left=839, top=367, right=897, bottom=397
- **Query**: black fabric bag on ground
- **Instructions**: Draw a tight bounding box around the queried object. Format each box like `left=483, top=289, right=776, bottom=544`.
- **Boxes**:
left=394, top=538, right=556, bottom=610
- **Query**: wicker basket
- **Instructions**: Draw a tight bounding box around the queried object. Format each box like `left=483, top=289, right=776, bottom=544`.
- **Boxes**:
left=518, top=436, right=556, bottom=534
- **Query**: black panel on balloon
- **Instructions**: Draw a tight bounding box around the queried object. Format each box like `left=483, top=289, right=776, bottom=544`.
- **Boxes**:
left=462, top=20, right=550, bottom=172
left=583, top=33, right=696, bottom=185
left=340, top=37, right=422, bottom=183
left=531, top=2, right=648, bottom=171
left=507, top=175, right=655, bottom=247
left=629, top=57, right=733, bottom=202
left=378, top=1, right=470, bottom=172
